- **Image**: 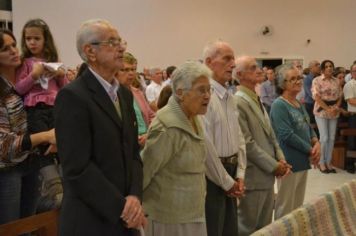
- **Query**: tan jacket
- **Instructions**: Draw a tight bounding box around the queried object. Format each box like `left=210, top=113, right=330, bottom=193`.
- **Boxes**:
left=235, top=87, right=285, bottom=190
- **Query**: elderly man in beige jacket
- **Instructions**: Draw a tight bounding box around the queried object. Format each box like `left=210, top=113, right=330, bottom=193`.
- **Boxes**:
left=234, top=56, right=291, bottom=236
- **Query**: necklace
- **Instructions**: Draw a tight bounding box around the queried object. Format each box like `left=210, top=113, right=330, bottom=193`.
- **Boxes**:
left=281, top=96, right=300, bottom=108
left=281, top=96, right=311, bottom=126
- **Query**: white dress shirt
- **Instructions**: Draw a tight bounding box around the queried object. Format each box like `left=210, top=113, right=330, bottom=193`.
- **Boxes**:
left=343, top=78, right=356, bottom=112
left=145, top=81, right=163, bottom=103
left=89, top=67, right=119, bottom=102
left=202, top=79, right=247, bottom=191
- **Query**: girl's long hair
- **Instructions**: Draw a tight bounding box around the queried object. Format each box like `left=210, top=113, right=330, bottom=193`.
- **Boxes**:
left=21, top=18, right=58, bottom=62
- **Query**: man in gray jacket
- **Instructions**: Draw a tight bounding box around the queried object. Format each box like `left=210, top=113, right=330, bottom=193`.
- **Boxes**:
left=234, top=56, right=291, bottom=236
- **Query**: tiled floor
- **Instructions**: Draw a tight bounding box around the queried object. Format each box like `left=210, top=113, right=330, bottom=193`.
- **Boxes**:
left=304, top=167, right=356, bottom=203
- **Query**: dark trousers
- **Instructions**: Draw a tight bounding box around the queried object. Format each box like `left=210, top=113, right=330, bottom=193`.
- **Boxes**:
left=346, top=115, right=356, bottom=171
left=305, top=102, right=319, bottom=137
left=26, top=104, right=56, bottom=166
left=305, top=102, right=315, bottom=124
left=205, top=163, right=238, bottom=236
left=26, top=104, right=62, bottom=213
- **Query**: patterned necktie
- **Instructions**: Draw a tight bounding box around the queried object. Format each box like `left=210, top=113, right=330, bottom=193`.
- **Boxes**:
left=113, top=96, right=121, bottom=119
left=109, top=89, right=121, bottom=119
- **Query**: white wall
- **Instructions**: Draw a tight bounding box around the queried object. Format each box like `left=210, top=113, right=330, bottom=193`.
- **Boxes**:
left=12, top=0, right=356, bottom=69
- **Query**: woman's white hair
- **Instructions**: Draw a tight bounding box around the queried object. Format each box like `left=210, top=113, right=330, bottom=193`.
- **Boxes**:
left=76, top=19, right=113, bottom=62
left=171, top=60, right=212, bottom=98
left=276, top=63, right=295, bottom=90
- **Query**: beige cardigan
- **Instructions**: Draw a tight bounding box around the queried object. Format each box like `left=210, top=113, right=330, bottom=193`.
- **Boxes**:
left=141, top=97, right=206, bottom=224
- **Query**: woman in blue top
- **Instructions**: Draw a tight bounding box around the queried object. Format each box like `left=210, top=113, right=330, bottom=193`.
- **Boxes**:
left=270, top=64, right=320, bottom=220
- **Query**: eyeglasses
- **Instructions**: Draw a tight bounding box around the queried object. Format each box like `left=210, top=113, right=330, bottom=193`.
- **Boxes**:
left=188, top=86, right=213, bottom=97
left=91, top=38, right=127, bottom=49
left=286, top=76, right=304, bottom=83
left=246, top=65, right=258, bottom=72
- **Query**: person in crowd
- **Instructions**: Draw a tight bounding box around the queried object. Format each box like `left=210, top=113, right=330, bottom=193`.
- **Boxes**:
left=344, top=60, right=356, bottom=83
left=0, top=29, right=56, bottom=224
left=74, top=62, right=88, bottom=80
left=157, top=85, right=173, bottom=109
left=133, top=73, right=147, bottom=92
left=334, top=67, right=346, bottom=88
left=312, top=60, right=342, bottom=173
left=334, top=67, right=350, bottom=122
left=292, top=60, right=305, bottom=103
left=226, top=76, right=239, bottom=94
left=292, top=60, right=303, bottom=73
left=202, top=40, right=246, bottom=236
left=54, top=19, right=144, bottom=236
left=234, top=56, right=291, bottom=235
left=162, top=69, right=167, bottom=82
left=65, top=67, right=77, bottom=82
left=303, top=67, right=310, bottom=76
left=116, top=52, right=155, bottom=147
left=15, top=18, right=68, bottom=210
left=270, top=64, right=320, bottom=219
left=142, top=60, right=212, bottom=236
left=303, top=60, right=320, bottom=125
left=342, top=63, right=356, bottom=173
left=142, top=67, right=151, bottom=82
left=145, top=67, right=163, bottom=111
left=162, top=65, right=176, bottom=86
left=260, top=67, right=277, bottom=114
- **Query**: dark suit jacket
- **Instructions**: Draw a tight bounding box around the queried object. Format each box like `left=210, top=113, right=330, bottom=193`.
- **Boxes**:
left=54, top=68, right=143, bottom=236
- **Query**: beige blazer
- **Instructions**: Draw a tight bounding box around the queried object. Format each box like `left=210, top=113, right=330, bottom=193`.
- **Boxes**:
left=235, top=90, right=285, bottom=190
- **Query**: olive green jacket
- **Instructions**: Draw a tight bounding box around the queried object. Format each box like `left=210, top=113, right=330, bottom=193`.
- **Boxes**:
left=142, top=97, right=206, bottom=224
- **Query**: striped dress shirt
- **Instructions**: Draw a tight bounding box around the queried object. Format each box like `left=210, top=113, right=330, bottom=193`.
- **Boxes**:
left=202, top=79, right=246, bottom=191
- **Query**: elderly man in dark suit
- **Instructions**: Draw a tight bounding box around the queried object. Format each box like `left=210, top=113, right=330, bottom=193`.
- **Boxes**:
left=54, top=19, right=144, bottom=236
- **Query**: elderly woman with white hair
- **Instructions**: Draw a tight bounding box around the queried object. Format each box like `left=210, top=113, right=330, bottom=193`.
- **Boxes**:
left=141, top=61, right=212, bottom=236
left=270, top=64, right=320, bottom=219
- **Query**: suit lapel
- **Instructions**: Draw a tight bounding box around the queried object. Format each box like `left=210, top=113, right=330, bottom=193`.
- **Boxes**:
left=236, top=90, right=271, bottom=135
left=118, top=87, right=129, bottom=133
left=84, top=69, right=122, bottom=128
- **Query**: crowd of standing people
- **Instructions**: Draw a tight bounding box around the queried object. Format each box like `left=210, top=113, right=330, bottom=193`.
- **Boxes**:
left=1, top=17, right=355, bottom=236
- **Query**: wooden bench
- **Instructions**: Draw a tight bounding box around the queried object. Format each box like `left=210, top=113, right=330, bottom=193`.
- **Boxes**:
left=0, top=209, right=59, bottom=236
left=332, top=139, right=347, bottom=169
left=330, top=123, right=348, bottom=169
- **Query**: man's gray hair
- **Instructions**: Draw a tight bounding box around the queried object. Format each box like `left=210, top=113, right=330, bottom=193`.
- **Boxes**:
left=276, top=63, right=295, bottom=90
left=308, top=60, right=319, bottom=68
left=76, top=19, right=113, bottom=62
left=202, top=40, right=230, bottom=63
left=172, top=60, right=212, bottom=98
left=149, top=67, right=161, bottom=76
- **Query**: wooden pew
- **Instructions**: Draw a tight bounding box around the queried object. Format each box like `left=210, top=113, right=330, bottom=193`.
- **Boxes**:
left=0, top=209, right=59, bottom=236
left=340, top=128, right=356, bottom=159
left=331, top=122, right=348, bottom=169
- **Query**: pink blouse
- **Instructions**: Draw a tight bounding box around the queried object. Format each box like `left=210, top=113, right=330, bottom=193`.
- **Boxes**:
left=131, top=86, right=155, bottom=126
left=311, top=74, right=342, bottom=119
left=15, top=57, right=69, bottom=107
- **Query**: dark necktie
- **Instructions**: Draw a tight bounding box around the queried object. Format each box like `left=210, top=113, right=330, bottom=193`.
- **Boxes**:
left=257, top=96, right=265, bottom=114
